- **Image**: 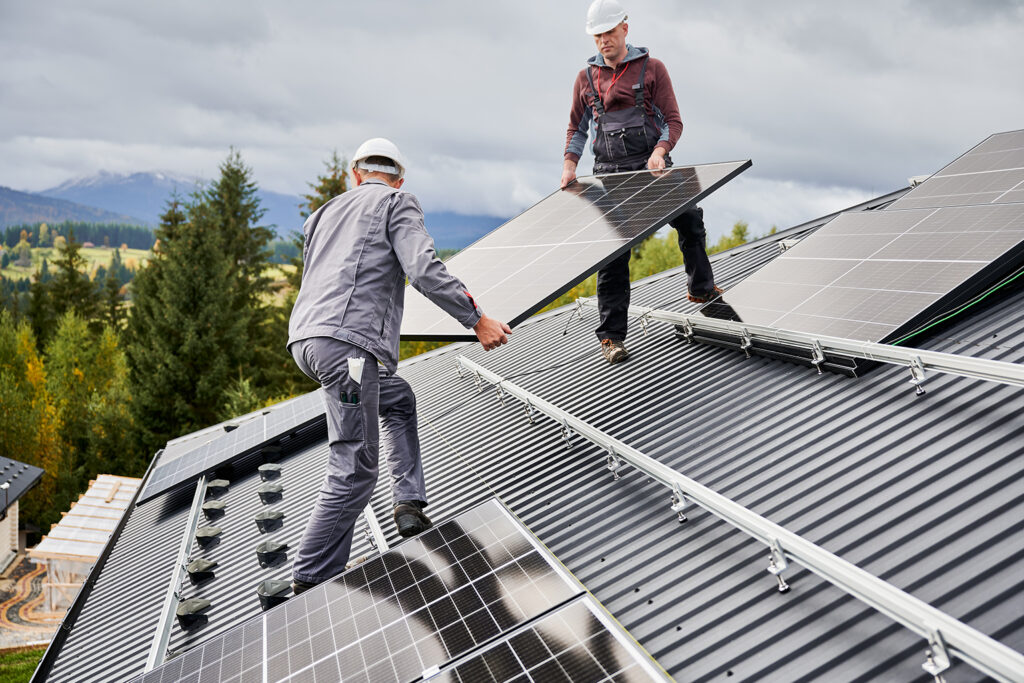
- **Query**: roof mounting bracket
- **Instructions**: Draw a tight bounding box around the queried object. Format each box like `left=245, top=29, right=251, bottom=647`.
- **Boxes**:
left=922, top=627, right=951, bottom=682
left=638, top=311, right=650, bottom=336
left=560, top=419, right=574, bottom=449
left=739, top=328, right=754, bottom=358
left=473, top=371, right=483, bottom=392
left=678, top=320, right=695, bottom=344
left=670, top=484, right=691, bottom=523
left=908, top=356, right=927, bottom=396
left=810, top=339, right=826, bottom=375
left=454, top=359, right=464, bottom=378
left=524, top=400, right=536, bottom=424
left=605, top=450, right=624, bottom=481
left=495, top=383, right=507, bottom=407
left=766, top=538, right=790, bottom=593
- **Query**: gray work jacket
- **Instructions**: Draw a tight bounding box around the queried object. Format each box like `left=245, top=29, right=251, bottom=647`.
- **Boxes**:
left=287, top=179, right=482, bottom=372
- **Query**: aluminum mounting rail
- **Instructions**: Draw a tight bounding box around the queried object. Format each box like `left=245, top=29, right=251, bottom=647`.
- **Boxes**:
left=576, top=298, right=1024, bottom=391
left=455, top=355, right=1024, bottom=683
left=145, top=475, right=208, bottom=672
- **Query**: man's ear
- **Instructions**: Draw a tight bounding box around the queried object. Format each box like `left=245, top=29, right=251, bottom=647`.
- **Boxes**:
left=394, top=178, right=405, bottom=189
left=352, top=168, right=363, bottom=186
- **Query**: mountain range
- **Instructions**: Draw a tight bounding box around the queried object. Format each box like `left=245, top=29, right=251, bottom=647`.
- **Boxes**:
left=2, top=171, right=507, bottom=249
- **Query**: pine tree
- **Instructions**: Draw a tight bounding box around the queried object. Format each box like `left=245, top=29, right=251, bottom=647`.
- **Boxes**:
left=301, top=150, right=349, bottom=218
left=50, top=229, right=101, bottom=323
left=126, top=197, right=248, bottom=450
left=29, top=261, right=56, bottom=350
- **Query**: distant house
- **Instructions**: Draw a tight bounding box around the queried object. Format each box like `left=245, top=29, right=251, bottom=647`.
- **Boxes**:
left=81, top=241, right=95, bottom=248
left=0, top=456, right=45, bottom=573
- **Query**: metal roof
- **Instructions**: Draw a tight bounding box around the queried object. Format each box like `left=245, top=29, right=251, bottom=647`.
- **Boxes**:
left=0, top=455, right=44, bottom=512
left=34, top=188, right=1024, bottom=682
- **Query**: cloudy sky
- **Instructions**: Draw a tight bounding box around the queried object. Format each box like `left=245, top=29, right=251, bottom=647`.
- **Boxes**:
left=1, top=0, right=1022, bottom=240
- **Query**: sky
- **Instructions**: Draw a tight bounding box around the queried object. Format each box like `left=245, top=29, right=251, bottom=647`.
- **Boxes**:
left=1, top=0, right=1022, bottom=241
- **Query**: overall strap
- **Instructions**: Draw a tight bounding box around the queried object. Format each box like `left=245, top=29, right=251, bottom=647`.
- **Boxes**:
left=585, top=66, right=605, bottom=117
left=631, top=54, right=649, bottom=108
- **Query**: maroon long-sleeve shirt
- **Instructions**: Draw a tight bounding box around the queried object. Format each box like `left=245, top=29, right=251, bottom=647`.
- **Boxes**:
left=564, top=45, right=683, bottom=164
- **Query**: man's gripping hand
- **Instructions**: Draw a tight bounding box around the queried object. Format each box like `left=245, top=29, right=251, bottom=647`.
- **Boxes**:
left=560, top=159, right=578, bottom=188
left=473, top=314, right=512, bottom=351
left=647, top=147, right=667, bottom=172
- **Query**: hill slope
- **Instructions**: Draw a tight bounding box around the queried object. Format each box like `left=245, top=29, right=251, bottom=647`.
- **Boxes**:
left=0, top=185, right=145, bottom=229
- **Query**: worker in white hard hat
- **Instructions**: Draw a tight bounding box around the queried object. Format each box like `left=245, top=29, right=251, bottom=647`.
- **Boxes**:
left=563, top=0, right=721, bottom=364
left=287, top=137, right=511, bottom=593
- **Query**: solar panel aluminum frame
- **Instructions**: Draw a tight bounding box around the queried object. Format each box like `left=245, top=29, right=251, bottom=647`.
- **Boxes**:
left=401, top=160, right=752, bottom=341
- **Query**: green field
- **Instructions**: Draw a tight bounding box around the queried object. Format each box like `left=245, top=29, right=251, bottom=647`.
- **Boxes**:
left=1, top=246, right=152, bottom=281
left=0, top=646, right=45, bottom=683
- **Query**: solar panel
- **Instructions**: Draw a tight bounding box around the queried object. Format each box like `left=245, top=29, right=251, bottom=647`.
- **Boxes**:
left=138, top=390, right=326, bottom=503
left=401, top=161, right=751, bottom=340
left=698, top=202, right=1024, bottom=367
left=887, top=130, right=1024, bottom=210
left=131, top=498, right=667, bottom=683
left=438, top=595, right=669, bottom=682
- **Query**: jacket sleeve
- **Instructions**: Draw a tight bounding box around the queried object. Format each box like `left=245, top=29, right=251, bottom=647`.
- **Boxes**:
left=564, top=69, right=592, bottom=163
left=648, top=58, right=682, bottom=153
left=387, top=193, right=483, bottom=329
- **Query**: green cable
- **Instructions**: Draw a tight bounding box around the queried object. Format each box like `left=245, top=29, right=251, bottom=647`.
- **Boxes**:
left=891, top=265, right=1024, bottom=345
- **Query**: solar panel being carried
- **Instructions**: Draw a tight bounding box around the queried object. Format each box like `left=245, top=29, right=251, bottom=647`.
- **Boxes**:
left=131, top=498, right=668, bottom=683
left=697, top=132, right=1024, bottom=372
left=138, top=390, right=326, bottom=503
left=401, top=161, right=751, bottom=340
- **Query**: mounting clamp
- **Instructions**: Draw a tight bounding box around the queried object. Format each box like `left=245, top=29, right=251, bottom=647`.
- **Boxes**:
left=605, top=448, right=624, bottom=481
left=740, top=328, right=754, bottom=358
left=560, top=419, right=574, bottom=449
left=921, top=627, right=951, bottom=682
left=810, top=339, right=825, bottom=375
left=523, top=400, right=536, bottom=424
left=908, top=356, right=927, bottom=396
left=766, top=537, right=790, bottom=593
left=670, top=484, right=691, bottom=523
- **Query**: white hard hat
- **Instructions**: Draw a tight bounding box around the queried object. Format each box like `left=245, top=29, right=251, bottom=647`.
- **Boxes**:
left=352, top=137, right=407, bottom=178
left=586, top=0, right=627, bottom=35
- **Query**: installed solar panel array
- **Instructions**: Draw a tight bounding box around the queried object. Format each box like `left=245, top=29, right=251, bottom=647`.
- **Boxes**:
left=698, top=131, right=1024, bottom=361
left=401, top=161, right=750, bottom=340
left=131, top=498, right=667, bottom=683
left=139, top=391, right=326, bottom=503
left=888, top=129, right=1024, bottom=209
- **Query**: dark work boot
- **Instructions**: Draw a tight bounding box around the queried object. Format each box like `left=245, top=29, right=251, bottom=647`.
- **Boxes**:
left=687, top=285, right=724, bottom=304
left=394, top=500, right=432, bottom=538
left=291, top=578, right=317, bottom=596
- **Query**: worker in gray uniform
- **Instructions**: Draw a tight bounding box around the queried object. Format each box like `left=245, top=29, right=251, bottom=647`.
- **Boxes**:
left=287, top=138, right=510, bottom=594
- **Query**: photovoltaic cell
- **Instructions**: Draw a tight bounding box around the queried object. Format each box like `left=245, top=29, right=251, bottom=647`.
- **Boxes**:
left=702, top=203, right=1024, bottom=346
left=131, top=498, right=668, bottom=683
left=138, top=390, right=326, bottom=503
left=887, top=129, right=1024, bottom=210
left=401, top=161, right=750, bottom=340
left=436, top=596, right=668, bottom=683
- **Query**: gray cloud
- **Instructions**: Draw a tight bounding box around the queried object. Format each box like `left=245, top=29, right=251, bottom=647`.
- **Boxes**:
left=1, top=0, right=1021, bottom=241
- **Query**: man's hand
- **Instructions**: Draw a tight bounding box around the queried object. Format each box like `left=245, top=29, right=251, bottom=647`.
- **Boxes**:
left=560, top=159, right=578, bottom=188
left=473, top=314, right=512, bottom=351
left=647, top=147, right=667, bottom=172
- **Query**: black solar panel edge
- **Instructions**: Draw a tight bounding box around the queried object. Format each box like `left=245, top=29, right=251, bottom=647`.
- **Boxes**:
left=404, top=160, right=753, bottom=342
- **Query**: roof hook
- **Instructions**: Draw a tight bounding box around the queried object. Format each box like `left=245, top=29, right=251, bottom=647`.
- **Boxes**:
left=908, top=356, right=927, bottom=396
left=766, top=538, right=790, bottom=593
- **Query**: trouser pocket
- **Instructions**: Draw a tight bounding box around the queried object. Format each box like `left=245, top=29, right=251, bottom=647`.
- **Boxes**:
left=325, top=386, right=364, bottom=442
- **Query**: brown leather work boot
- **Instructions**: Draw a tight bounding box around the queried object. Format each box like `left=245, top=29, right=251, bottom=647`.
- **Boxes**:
left=600, top=339, right=630, bottom=364
left=687, top=285, right=724, bottom=303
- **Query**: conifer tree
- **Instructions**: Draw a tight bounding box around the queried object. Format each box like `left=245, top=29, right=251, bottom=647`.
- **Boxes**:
left=126, top=197, right=247, bottom=450
left=50, top=229, right=101, bottom=323
left=29, top=260, right=56, bottom=349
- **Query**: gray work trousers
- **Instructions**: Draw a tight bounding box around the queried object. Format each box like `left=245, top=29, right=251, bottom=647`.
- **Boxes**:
left=289, top=337, right=426, bottom=584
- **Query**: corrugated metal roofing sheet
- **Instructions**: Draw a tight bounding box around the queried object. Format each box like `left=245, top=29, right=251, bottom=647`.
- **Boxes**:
left=36, top=189, right=1024, bottom=682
